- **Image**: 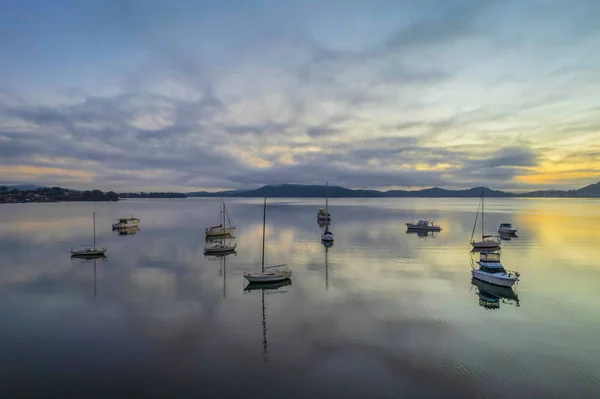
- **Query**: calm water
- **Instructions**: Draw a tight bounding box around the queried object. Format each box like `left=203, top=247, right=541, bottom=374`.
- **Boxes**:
left=1, top=198, right=599, bottom=398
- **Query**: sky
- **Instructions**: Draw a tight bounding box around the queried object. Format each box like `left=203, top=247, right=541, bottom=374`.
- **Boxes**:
left=1, top=0, right=599, bottom=192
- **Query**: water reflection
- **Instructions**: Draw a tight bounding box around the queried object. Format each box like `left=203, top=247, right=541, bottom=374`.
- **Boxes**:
left=471, top=278, right=520, bottom=310
left=244, top=280, right=292, bottom=363
left=405, top=229, right=437, bottom=238
left=322, top=240, right=333, bottom=291
left=499, top=232, right=518, bottom=240
left=1, top=198, right=600, bottom=397
left=205, top=251, right=236, bottom=298
left=116, top=226, right=140, bottom=236
left=70, top=254, right=107, bottom=298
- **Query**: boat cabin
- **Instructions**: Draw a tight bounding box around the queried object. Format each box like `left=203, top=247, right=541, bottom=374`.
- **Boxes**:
left=478, top=252, right=507, bottom=274
left=500, top=223, right=513, bottom=228
left=417, top=220, right=435, bottom=227
left=480, top=252, right=501, bottom=263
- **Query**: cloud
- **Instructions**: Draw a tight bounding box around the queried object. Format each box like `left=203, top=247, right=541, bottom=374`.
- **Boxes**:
left=0, top=0, right=599, bottom=191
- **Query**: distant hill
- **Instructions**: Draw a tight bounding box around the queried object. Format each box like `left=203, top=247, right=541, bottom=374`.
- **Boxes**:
left=575, top=182, right=600, bottom=196
left=187, top=182, right=600, bottom=198
left=118, top=192, right=187, bottom=199
left=0, top=184, right=46, bottom=191
left=188, top=189, right=249, bottom=197
left=385, top=186, right=514, bottom=198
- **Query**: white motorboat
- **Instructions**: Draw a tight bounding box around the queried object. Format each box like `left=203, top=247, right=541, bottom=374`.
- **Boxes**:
left=112, top=216, right=140, bottom=229
left=71, top=212, right=107, bottom=256
left=471, top=252, right=519, bottom=288
left=498, top=223, right=518, bottom=235
left=405, top=219, right=441, bottom=231
left=317, top=182, right=332, bottom=222
left=204, top=240, right=237, bottom=254
left=321, top=226, right=334, bottom=242
left=205, top=195, right=236, bottom=237
left=243, top=198, right=292, bottom=284
left=470, top=192, right=501, bottom=249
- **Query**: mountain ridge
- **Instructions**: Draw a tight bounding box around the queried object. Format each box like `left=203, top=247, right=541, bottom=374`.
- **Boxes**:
left=187, top=182, right=600, bottom=198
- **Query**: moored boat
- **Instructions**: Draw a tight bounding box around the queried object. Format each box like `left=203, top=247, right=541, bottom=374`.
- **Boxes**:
left=71, top=212, right=107, bottom=256
left=321, top=226, right=334, bottom=242
left=205, top=196, right=236, bottom=237
left=498, top=223, right=518, bottom=235
left=317, top=182, right=332, bottom=222
left=470, top=191, right=501, bottom=249
left=406, top=219, right=441, bottom=231
left=112, top=216, right=140, bottom=229
left=243, top=198, right=292, bottom=284
left=471, top=252, right=519, bottom=288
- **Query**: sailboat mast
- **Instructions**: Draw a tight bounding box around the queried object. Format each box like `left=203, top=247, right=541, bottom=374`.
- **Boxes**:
left=262, top=197, right=266, bottom=272
left=221, top=195, right=224, bottom=228
left=93, top=212, right=96, bottom=247
left=325, top=181, right=328, bottom=214
left=481, top=191, right=484, bottom=239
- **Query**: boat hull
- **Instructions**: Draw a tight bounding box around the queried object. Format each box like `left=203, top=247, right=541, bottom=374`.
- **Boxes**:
left=406, top=224, right=441, bottom=231
left=245, top=279, right=291, bottom=291
left=112, top=220, right=140, bottom=229
left=244, top=271, right=292, bottom=283
left=205, top=228, right=235, bottom=237
left=471, top=270, right=518, bottom=287
left=204, top=245, right=237, bottom=254
left=498, top=228, right=518, bottom=235
left=70, top=248, right=107, bottom=256
left=471, top=239, right=502, bottom=249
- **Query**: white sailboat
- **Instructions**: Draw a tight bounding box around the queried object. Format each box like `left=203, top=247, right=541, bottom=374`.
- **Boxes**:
left=204, top=237, right=237, bottom=254
left=321, top=225, right=334, bottom=242
left=205, top=195, right=236, bottom=237
left=317, top=182, right=332, bottom=222
left=470, top=191, right=501, bottom=249
left=244, top=198, right=292, bottom=283
left=71, top=212, right=107, bottom=256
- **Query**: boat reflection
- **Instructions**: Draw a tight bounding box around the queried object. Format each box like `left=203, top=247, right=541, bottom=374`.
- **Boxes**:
left=405, top=229, right=437, bottom=238
left=244, top=279, right=291, bottom=363
left=471, top=246, right=501, bottom=253
left=205, top=251, right=236, bottom=298
left=317, top=219, right=330, bottom=228
left=471, top=278, right=520, bottom=310
left=322, top=240, right=332, bottom=290
left=117, top=226, right=139, bottom=236
left=70, top=253, right=108, bottom=260
left=499, top=232, right=518, bottom=241
left=205, top=234, right=234, bottom=242
left=71, top=254, right=107, bottom=298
